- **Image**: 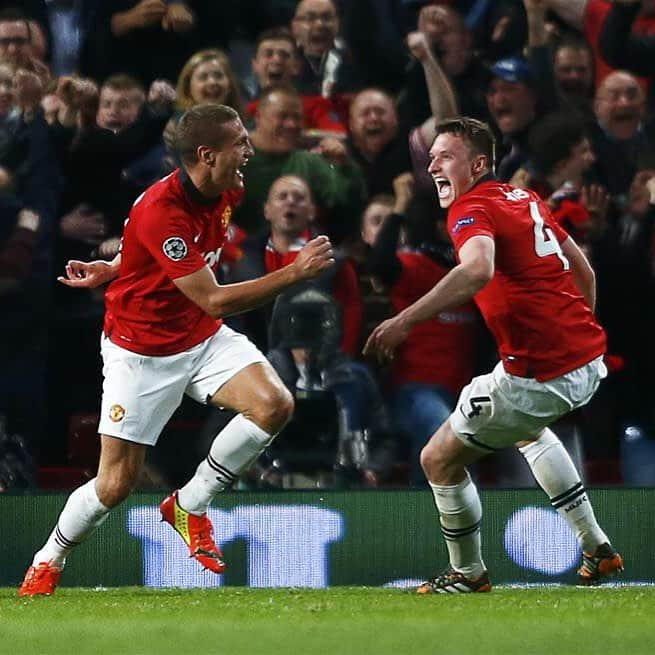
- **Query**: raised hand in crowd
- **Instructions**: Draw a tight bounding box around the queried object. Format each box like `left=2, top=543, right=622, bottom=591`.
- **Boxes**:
left=162, top=3, right=195, bottom=33
left=313, top=137, right=348, bottom=166
left=580, top=184, right=610, bottom=236
left=147, top=79, right=176, bottom=114
left=59, top=204, right=106, bottom=245
left=57, top=77, right=99, bottom=129
left=392, top=172, right=415, bottom=215
left=113, top=0, right=168, bottom=35
left=14, top=68, right=43, bottom=118
left=406, top=31, right=433, bottom=64
left=417, top=3, right=447, bottom=48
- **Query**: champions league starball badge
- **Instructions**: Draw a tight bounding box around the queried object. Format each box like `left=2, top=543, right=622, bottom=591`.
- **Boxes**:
left=162, top=237, right=188, bottom=261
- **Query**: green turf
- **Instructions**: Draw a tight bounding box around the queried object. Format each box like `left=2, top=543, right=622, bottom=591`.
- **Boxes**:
left=2, top=586, right=653, bottom=655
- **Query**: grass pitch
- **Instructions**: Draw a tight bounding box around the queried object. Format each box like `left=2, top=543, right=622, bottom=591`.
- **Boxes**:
left=2, top=586, right=653, bottom=655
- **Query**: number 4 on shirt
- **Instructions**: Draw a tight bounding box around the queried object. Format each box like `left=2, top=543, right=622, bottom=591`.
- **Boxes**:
left=529, top=201, right=570, bottom=270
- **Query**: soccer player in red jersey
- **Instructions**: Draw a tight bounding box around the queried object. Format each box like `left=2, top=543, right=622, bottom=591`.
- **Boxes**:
left=365, top=117, right=623, bottom=593
left=19, top=104, right=334, bottom=596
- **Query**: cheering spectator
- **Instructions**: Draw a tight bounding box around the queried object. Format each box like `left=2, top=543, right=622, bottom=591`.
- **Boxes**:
left=291, top=0, right=363, bottom=121
left=348, top=88, right=412, bottom=197
left=552, top=37, right=596, bottom=119
left=590, top=70, right=655, bottom=196
left=238, top=84, right=366, bottom=242
left=230, top=175, right=362, bottom=356
left=399, top=3, right=490, bottom=126
left=247, top=27, right=345, bottom=134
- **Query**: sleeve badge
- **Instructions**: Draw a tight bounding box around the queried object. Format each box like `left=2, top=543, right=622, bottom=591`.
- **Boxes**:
left=162, top=236, right=188, bottom=261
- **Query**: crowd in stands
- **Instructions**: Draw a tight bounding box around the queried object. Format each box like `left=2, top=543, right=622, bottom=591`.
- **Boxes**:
left=1, top=0, right=654, bottom=491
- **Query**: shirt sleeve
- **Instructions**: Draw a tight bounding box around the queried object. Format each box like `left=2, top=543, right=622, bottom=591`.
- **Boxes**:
left=135, top=200, right=207, bottom=280
left=447, top=201, right=495, bottom=255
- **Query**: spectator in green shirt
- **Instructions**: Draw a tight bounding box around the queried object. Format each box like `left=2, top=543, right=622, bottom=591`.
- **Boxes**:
left=236, top=84, right=366, bottom=243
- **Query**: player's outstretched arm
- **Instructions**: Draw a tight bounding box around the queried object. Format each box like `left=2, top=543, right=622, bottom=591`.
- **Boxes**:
left=363, top=236, right=494, bottom=360
left=57, top=254, right=122, bottom=288
left=173, top=235, right=334, bottom=318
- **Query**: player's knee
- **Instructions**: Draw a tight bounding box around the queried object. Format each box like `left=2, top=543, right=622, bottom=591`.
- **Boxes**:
left=95, top=469, right=138, bottom=508
left=420, top=441, right=442, bottom=479
left=248, top=385, right=294, bottom=434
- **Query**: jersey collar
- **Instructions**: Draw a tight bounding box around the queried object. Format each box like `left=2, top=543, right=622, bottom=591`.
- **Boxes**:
left=179, top=168, right=222, bottom=206
left=470, top=172, right=496, bottom=191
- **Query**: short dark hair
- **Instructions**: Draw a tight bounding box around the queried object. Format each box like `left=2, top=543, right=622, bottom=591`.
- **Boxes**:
left=434, top=117, right=496, bottom=168
left=255, top=27, right=298, bottom=54
left=175, top=104, right=240, bottom=165
left=553, top=35, right=594, bottom=60
left=528, top=112, right=589, bottom=176
left=102, top=73, right=144, bottom=94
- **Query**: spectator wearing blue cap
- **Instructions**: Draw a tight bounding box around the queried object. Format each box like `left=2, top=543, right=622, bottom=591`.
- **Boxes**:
left=487, top=0, right=561, bottom=181
left=486, top=56, right=538, bottom=180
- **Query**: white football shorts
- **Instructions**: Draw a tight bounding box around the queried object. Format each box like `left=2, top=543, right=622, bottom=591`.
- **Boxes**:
left=449, top=356, right=607, bottom=451
left=97, top=325, right=267, bottom=445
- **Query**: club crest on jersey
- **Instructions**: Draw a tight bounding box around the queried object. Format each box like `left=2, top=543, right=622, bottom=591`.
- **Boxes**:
left=452, top=216, right=475, bottom=233
left=162, top=236, right=188, bottom=261
left=221, top=206, right=232, bottom=228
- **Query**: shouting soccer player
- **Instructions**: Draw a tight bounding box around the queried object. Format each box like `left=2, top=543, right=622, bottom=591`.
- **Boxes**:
left=365, top=117, right=623, bottom=593
left=19, top=104, right=335, bottom=596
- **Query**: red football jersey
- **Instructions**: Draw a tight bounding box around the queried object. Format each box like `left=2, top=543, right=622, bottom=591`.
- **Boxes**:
left=447, top=180, right=606, bottom=381
left=390, top=250, right=478, bottom=394
left=104, top=170, right=244, bottom=356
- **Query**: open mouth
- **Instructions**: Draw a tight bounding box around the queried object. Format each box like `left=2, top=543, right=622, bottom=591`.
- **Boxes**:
left=434, top=177, right=452, bottom=199
left=236, top=158, right=248, bottom=180
left=365, top=126, right=384, bottom=137
left=614, top=112, right=637, bottom=123
left=203, top=89, right=224, bottom=101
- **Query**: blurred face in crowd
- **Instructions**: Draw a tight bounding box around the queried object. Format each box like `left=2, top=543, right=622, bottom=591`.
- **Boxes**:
left=361, top=199, right=392, bottom=246
left=0, top=64, right=14, bottom=117
left=428, top=133, right=488, bottom=209
left=349, top=89, right=399, bottom=159
left=265, top=175, right=314, bottom=238
left=554, top=46, right=593, bottom=97
left=189, top=58, right=230, bottom=106
left=557, top=138, right=596, bottom=185
left=252, top=38, right=298, bottom=89
left=97, top=86, right=143, bottom=133
left=486, top=78, right=536, bottom=136
left=255, top=90, right=303, bottom=153
left=594, top=71, right=645, bottom=141
left=0, top=20, right=31, bottom=68
left=292, top=0, right=339, bottom=59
